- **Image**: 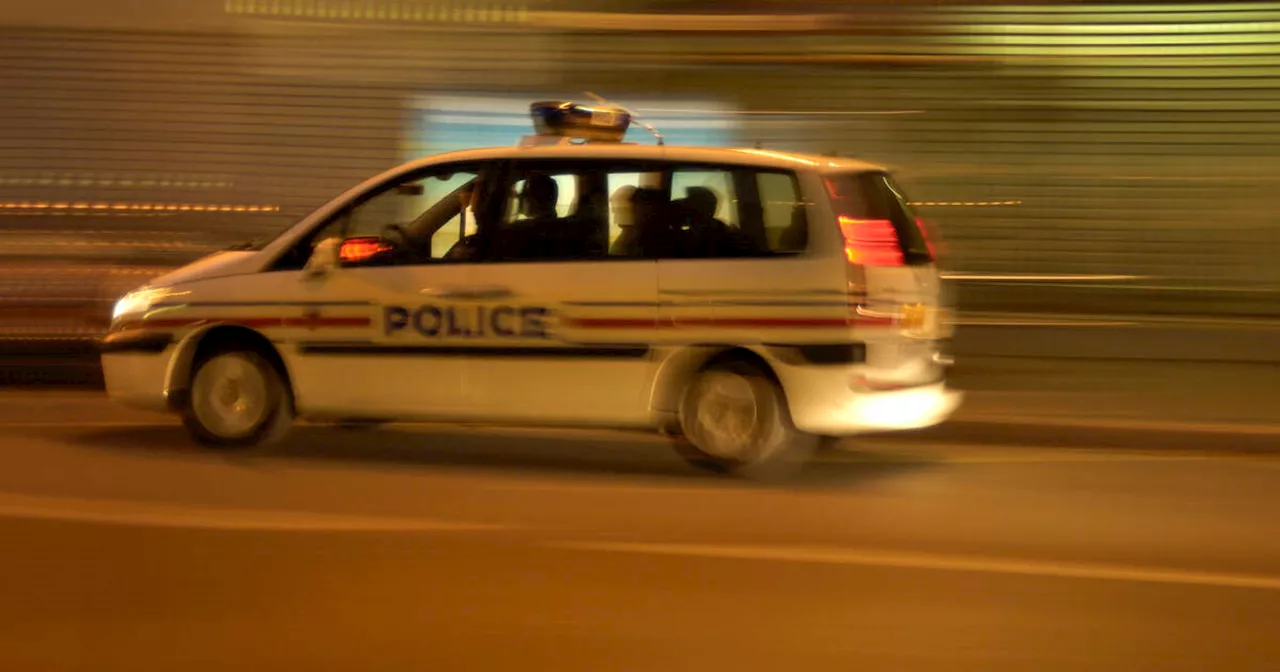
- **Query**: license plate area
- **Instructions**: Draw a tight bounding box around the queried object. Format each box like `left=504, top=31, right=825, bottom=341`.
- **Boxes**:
left=900, top=303, right=949, bottom=339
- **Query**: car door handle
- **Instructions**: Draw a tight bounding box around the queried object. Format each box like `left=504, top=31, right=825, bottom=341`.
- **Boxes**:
left=420, top=285, right=514, bottom=300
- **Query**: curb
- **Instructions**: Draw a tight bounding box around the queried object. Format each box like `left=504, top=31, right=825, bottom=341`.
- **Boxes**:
left=885, top=417, right=1280, bottom=454
left=0, top=340, right=103, bottom=387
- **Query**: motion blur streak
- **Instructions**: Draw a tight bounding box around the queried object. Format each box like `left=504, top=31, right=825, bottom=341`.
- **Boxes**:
left=1, top=2, right=1280, bottom=668
left=0, top=202, right=279, bottom=212
left=0, top=491, right=507, bottom=532
left=2, top=0, right=1278, bottom=332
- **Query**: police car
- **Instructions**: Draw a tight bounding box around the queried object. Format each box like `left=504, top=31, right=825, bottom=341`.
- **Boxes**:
left=101, top=100, right=960, bottom=478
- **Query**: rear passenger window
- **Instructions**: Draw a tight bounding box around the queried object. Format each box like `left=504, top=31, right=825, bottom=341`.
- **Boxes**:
left=756, top=171, right=807, bottom=253
left=485, top=160, right=664, bottom=262
left=607, top=172, right=643, bottom=245
left=671, top=170, right=738, bottom=227
left=479, top=161, right=807, bottom=263
left=661, top=166, right=806, bottom=259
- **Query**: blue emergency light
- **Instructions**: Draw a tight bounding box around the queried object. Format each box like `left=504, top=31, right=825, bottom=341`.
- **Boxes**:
left=529, top=101, right=632, bottom=142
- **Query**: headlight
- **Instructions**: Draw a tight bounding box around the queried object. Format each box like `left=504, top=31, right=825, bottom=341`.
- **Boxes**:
left=112, top=288, right=163, bottom=322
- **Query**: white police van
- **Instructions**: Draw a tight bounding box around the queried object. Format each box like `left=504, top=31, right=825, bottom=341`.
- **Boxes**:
left=101, top=100, right=960, bottom=478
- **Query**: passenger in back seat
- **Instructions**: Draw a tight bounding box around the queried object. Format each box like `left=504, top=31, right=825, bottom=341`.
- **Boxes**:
left=628, top=187, right=676, bottom=258
left=674, top=186, right=759, bottom=258
left=608, top=185, right=638, bottom=257
left=565, top=186, right=609, bottom=259
left=683, top=186, right=720, bottom=225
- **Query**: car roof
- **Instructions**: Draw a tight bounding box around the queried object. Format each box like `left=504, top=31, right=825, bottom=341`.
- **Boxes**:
left=400, top=143, right=886, bottom=174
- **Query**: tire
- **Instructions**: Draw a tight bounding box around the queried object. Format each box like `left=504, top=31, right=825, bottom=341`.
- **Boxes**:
left=673, top=360, right=819, bottom=480
left=182, top=347, right=293, bottom=449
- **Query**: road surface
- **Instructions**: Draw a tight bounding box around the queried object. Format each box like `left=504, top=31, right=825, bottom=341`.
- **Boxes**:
left=1, top=392, right=1279, bottom=671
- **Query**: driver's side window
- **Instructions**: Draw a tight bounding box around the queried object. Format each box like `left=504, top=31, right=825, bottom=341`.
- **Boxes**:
left=274, top=163, right=483, bottom=271
left=345, top=167, right=481, bottom=265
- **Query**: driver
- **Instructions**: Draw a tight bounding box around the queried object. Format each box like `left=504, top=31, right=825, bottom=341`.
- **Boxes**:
left=458, top=181, right=479, bottom=237
left=444, top=180, right=483, bottom=261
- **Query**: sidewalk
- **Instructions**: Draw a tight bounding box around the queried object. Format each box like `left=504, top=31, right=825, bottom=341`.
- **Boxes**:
left=951, top=355, right=1277, bottom=422
left=953, top=318, right=1280, bottom=364
left=900, top=356, right=1280, bottom=452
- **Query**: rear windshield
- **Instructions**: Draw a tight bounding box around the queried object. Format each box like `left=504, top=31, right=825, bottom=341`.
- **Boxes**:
left=824, top=171, right=933, bottom=266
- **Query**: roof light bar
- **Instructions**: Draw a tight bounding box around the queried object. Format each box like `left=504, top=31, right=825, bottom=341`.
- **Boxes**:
left=529, top=100, right=632, bottom=142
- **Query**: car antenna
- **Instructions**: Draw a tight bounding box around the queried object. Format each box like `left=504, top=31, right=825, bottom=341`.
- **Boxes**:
left=584, top=91, right=664, bottom=146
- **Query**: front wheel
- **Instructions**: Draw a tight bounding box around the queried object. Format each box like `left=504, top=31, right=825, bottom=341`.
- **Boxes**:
left=673, top=361, right=818, bottom=480
left=182, top=348, right=293, bottom=448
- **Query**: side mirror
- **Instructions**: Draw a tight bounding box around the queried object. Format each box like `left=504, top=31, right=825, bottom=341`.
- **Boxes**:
left=302, top=237, right=342, bottom=279
left=338, top=236, right=392, bottom=264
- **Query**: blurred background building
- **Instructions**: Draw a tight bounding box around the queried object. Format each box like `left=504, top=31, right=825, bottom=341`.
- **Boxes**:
left=2, top=0, right=1278, bottom=344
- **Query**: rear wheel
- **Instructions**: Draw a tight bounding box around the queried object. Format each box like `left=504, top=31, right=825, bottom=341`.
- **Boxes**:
left=182, top=347, right=293, bottom=448
left=673, top=360, right=818, bottom=480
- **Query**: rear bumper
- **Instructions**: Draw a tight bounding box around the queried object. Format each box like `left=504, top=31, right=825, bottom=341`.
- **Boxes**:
left=789, top=380, right=963, bottom=436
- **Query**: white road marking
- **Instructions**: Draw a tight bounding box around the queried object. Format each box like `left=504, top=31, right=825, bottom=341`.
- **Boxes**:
left=552, top=541, right=1280, bottom=592
left=0, top=492, right=507, bottom=533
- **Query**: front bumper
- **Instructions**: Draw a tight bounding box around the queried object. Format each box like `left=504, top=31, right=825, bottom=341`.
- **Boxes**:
left=100, top=331, right=174, bottom=413
left=100, top=330, right=173, bottom=354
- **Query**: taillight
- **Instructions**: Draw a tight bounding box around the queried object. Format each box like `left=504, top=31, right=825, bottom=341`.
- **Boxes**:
left=839, top=216, right=904, bottom=267
left=339, top=237, right=390, bottom=263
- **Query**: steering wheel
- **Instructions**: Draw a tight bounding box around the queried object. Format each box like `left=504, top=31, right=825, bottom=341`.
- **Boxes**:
left=380, top=224, right=417, bottom=258
left=445, top=234, right=481, bottom=261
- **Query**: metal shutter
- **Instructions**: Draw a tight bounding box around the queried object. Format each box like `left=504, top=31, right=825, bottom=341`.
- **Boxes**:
left=3, top=1, right=1279, bottom=331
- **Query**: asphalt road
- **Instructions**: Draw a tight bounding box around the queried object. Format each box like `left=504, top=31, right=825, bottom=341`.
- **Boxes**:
left=2, top=392, right=1280, bottom=671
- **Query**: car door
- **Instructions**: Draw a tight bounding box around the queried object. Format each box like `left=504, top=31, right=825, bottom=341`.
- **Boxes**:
left=655, top=163, right=848, bottom=346
left=460, top=158, right=661, bottom=426
left=262, top=162, right=491, bottom=420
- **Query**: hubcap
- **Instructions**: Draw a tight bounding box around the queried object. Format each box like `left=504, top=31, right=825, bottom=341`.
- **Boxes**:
left=192, top=353, right=270, bottom=438
left=690, top=371, right=760, bottom=459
